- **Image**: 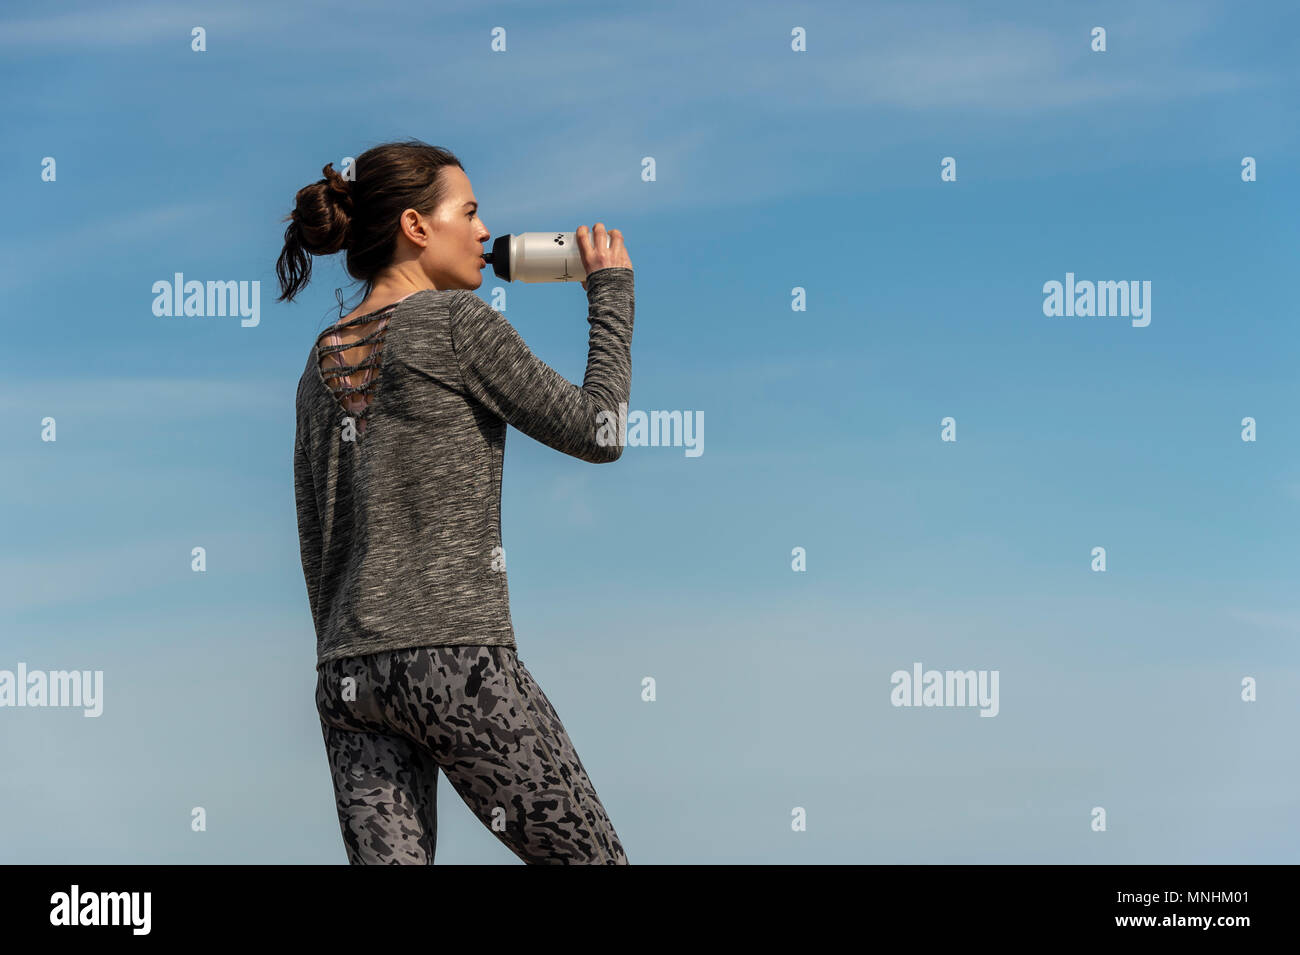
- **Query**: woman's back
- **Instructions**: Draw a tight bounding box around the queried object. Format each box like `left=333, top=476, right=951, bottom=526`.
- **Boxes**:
left=293, top=268, right=635, bottom=669
left=315, top=303, right=399, bottom=439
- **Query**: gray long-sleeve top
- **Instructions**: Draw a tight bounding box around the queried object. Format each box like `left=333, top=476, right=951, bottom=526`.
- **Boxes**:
left=294, top=267, right=635, bottom=668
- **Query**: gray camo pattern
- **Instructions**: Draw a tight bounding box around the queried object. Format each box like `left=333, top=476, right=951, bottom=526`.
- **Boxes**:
left=316, top=645, right=628, bottom=864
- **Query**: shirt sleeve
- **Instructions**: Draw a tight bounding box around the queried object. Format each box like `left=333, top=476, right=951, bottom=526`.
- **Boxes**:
left=448, top=267, right=635, bottom=463
left=293, top=423, right=323, bottom=630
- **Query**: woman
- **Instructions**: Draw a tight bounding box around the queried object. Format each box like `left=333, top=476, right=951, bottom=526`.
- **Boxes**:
left=277, top=139, right=634, bottom=864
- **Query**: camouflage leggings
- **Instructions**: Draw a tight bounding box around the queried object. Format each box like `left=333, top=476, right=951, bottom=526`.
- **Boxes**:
left=315, top=645, right=628, bottom=864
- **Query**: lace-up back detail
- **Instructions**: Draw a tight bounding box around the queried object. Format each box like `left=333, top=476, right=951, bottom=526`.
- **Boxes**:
left=314, top=306, right=397, bottom=439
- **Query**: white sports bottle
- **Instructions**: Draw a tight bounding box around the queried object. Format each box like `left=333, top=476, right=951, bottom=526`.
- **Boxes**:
left=482, top=231, right=611, bottom=283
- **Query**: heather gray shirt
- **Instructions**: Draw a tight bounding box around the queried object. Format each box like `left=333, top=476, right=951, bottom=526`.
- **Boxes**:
left=294, top=267, right=635, bottom=668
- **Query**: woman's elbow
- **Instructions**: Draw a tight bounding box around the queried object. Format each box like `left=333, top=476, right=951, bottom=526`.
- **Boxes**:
left=594, top=445, right=624, bottom=464
left=579, top=438, right=623, bottom=464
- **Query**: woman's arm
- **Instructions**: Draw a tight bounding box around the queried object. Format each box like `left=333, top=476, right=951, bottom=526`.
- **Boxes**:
left=448, top=268, right=635, bottom=463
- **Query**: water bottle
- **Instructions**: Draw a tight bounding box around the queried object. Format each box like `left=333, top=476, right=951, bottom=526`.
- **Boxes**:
left=482, top=232, right=602, bottom=283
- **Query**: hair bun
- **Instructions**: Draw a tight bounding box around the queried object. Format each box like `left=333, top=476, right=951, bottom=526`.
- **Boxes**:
left=286, top=162, right=353, bottom=257
left=321, top=162, right=354, bottom=217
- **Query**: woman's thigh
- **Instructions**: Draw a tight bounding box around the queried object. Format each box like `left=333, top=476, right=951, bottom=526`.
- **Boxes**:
left=391, top=645, right=628, bottom=864
left=316, top=719, right=440, bottom=864
left=317, top=646, right=627, bottom=865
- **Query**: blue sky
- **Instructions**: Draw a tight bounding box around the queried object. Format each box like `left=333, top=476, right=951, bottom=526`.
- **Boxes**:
left=2, top=0, right=1298, bottom=863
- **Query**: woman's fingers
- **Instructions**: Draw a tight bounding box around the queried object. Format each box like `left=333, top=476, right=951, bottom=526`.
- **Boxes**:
left=577, top=223, right=632, bottom=283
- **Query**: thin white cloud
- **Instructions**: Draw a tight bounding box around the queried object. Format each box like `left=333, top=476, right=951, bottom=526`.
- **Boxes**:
left=0, top=531, right=281, bottom=612
left=0, top=200, right=224, bottom=293
left=4, top=0, right=1267, bottom=242
left=66, top=0, right=1247, bottom=123
left=372, top=0, right=1261, bottom=220
left=476, top=121, right=715, bottom=222
left=4, top=377, right=291, bottom=421
left=0, top=0, right=539, bottom=50
left=1226, top=609, right=1300, bottom=635
left=814, top=19, right=1256, bottom=112
left=0, top=2, right=263, bottom=48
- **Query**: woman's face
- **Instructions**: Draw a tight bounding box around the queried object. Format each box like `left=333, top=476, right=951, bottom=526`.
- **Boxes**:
left=412, top=165, right=491, bottom=290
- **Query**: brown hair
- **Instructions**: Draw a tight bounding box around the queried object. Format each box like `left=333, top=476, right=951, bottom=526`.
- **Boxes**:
left=275, top=139, right=464, bottom=305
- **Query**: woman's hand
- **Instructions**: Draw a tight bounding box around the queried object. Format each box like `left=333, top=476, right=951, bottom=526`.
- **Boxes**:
left=578, top=223, right=632, bottom=290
